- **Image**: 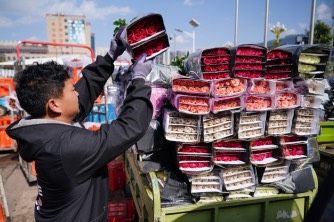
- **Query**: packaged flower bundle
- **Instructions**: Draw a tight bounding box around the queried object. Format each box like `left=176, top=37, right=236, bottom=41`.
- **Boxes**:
left=249, top=137, right=281, bottom=166
left=127, top=15, right=165, bottom=45
left=275, top=92, right=300, bottom=109
left=282, top=144, right=307, bottom=160
left=234, top=70, right=264, bottom=79
left=150, top=85, right=168, bottom=120
left=249, top=79, right=275, bottom=95
left=214, top=150, right=247, bottom=165
left=271, top=44, right=330, bottom=79
left=268, top=109, right=294, bottom=135
left=213, top=140, right=245, bottom=151
left=232, top=44, right=267, bottom=78
left=275, top=80, right=294, bottom=92
left=235, top=45, right=266, bottom=56
left=279, top=135, right=308, bottom=145
left=202, top=113, right=234, bottom=142
left=131, top=33, right=169, bottom=60
left=238, top=112, right=267, bottom=139
left=163, top=108, right=201, bottom=143
left=297, top=50, right=329, bottom=79
left=222, top=165, right=256, bottom=191
left=184, top=47, right=231, bottom=81
left=260, top=164, right=289, bottom=183
left=245, top=95, right=273, bottom=111
left=300, top=95, right=322, bottom=109
left=170, top=93, right=210, bottom=115
left=178, top=156, right=212, bottom=171
left=267, top=50, right=292, bottom=60
left=211, top=96, right=243, bottom=113
left=172, top=78, right=210, bottom=96
left=191, top=170, right=223, bottom=193
left=250, top=149, right=278, bottom=165
left=177, top=143, right=211, bottom=156
left=120, top=13, right=169, bottom=60
left=212, top=78, right=247, bottom=97
left=178, top=153, right=213, bottom=175
left=292, top=108, right=320, bottom=136
left=250, top=137, right=277, bottom=149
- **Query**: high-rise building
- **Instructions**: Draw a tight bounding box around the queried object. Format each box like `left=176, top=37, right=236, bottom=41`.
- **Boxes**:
left=46, top=13, right=93, bottom=56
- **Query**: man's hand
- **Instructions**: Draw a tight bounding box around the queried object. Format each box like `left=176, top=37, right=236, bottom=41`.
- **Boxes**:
left=132, top=53, right=152, bottom=80
left=108, top=26, right=126, bottom=60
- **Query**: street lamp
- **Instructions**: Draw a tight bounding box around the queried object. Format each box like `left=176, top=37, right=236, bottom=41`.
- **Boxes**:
left=175, top=18, right=200, bottom=52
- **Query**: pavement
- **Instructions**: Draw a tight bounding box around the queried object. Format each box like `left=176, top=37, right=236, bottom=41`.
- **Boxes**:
left=0, top=152, right=36, bottom=222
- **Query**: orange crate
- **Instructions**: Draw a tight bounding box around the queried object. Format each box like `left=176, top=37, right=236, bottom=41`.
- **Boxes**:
left=0, top=78, right=15, bottom=97
left=0, top=129, right=14, bottom=148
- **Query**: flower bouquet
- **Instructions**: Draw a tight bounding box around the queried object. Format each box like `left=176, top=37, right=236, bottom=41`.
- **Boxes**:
left=265, top=49, right=293, bottom=80
left=120, top=13, right=169, bottom=60
left=202, top=113, right=234, bottom=142
left=213, top=140, right=245, bottom=151
left=275, top=80, right=294, bottom=92
left=282, top=144, right=307, bottom=160
left=261, top=165, right=289, bottom=183
left=268, top=109, right=294, bottom=135
left=212, top=78, right=247, bottom=97
left=249, top=137, right=282, bottom=166
left=163, top=108, right=201, bottom=143
left=170, top=93, right=210, bottom=115
left=245, top=95, right=274, bottom=111
left=131, top=33, right=169, bottom=60
left=178, top=149, right=213, bottom=175
left=249, top=79, right=275, bottom=95
left=172, top=78, right=210, bottom=96
left=184, top=47, right=231, bottom=80
left=275, top=92, right=300, bottom=109
left=211, top=96, right=243, bottom=113
left=191, top=170, right=223, bottom=193
left=222, top=165, right=256, bottom=191
left=214, top=151, right=247, bottom=165
left=232, top=44, right=267, bottom=78
left=292, top=108, right=320, bottom=136
left=238, top=112, right=267, bottom=139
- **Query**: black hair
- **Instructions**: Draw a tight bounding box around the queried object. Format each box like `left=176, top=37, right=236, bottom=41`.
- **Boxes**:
left=14, top=61, right=70, bottom=118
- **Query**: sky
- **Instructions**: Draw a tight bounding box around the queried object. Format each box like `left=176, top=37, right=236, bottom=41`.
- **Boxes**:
left=0, top=0, right=332, bottom=53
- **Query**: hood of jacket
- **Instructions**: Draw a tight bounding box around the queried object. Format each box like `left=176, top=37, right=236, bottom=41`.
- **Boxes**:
left=6, top=117, right=74, bottom=162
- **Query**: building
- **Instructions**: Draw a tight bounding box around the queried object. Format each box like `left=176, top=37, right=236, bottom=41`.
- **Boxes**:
left=0, top=14, right=95, bottom=62
left=46, top=13, right=93, bottom=56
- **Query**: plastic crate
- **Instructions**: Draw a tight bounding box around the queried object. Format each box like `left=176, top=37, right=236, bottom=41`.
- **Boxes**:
left=108, top=160, right=126, bottom=192
left=0, top=78, right=15, bottom=97
left=125, top=150, right=317, bottom=222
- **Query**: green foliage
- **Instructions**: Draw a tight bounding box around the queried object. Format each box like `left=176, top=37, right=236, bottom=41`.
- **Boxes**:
left=113, top=19, right=127, bottom=36
left=170, top=52, right=189, bottom=75
left=305, top=20, right=333, bottom=45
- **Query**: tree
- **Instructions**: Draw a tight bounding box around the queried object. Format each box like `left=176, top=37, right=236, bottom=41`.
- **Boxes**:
left=306, top=20, right=333, bottom=45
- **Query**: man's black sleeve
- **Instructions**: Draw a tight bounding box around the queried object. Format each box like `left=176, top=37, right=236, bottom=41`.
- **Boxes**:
left=74, top=54, right=114, bottom=122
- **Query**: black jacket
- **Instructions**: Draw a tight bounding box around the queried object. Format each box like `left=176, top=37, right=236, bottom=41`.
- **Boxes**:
left=6, top=54, right=153, bottom=222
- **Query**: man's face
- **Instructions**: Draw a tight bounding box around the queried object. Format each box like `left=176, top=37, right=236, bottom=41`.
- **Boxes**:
left=57, top=79, right=80, bottom=121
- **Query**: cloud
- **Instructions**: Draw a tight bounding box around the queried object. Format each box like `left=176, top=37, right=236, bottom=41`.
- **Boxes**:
left=183, top=0, right=205, bottom=6
left=0, top=16, right=14, bottom=27
left=298, top=22, right=307, bottom=30
left=316, top=3, right=331, bottom=20
left=0, top=0, right=131, bottom=27
left=284, top=28, right=298, bottom=35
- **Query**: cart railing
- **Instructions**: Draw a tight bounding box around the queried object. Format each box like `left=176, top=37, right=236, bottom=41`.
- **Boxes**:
left=15, top=40, right=95, bottom=62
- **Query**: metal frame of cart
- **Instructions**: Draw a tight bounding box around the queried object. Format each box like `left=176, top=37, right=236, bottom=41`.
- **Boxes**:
left=125, top=150, right=318, bottom=222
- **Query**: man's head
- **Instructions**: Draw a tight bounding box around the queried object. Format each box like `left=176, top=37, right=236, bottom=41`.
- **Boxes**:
left=15, top=61, right=80, bottom=122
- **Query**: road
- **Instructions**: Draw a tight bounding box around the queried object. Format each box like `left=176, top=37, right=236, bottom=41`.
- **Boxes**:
left=0, top=152, right=35, bottom=222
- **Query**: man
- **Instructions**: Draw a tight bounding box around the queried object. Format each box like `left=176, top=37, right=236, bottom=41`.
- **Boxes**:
left=6, top=32, right=153, bottom=221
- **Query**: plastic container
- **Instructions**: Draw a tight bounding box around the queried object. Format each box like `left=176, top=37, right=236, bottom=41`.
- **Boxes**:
left=106, top=85, right=120, bottom=123
left=108, top=160, right=126, bottom=192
